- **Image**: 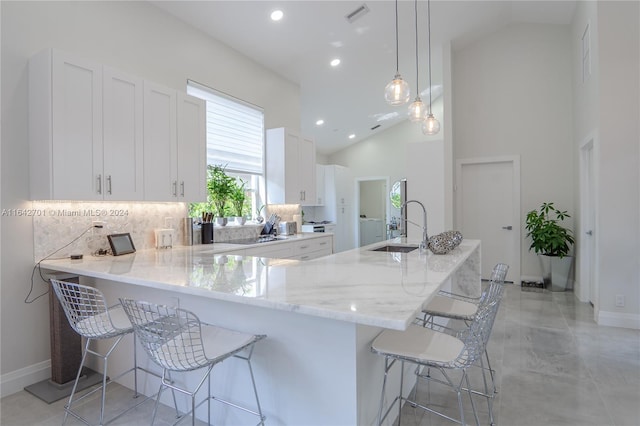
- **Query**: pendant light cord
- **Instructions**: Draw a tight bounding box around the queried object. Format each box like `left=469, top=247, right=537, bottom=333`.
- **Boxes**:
left=414, top=0, right=419, bottom=95
left=427, top=0, right=433, bottom=113
left=394, top=0, right=400, bottom=74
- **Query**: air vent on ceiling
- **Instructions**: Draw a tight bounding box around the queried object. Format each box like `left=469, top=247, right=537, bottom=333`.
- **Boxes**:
left=371, top=124, right=381, bottom=131
left=345, top=3, right=370, bottom=23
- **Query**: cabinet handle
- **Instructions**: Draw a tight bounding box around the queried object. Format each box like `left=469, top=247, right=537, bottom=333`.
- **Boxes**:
left=180, top=181, right=185, bottom=197
left=300, top=245, right=309, bottom=249
left=97, top=174, right=102, bottom=194
left=300, top=255, right=310, bottom=260
left=106, top=175, right=112, bottom=195
left=172, top=181, right=178, bottom=197
left=319, top=241, right=327, bottom=246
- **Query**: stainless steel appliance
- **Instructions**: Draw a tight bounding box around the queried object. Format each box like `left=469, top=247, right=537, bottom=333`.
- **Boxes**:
left=278, top=221, right=297, bottom=235
left=301, top=223, right=326, bottom=233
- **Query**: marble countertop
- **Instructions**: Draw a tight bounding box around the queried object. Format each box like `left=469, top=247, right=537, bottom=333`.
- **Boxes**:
left=40, top=238, right=480, bottom=330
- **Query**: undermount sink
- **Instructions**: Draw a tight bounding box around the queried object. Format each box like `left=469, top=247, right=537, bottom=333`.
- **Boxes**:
left=370, top=244, right=419, bottom=253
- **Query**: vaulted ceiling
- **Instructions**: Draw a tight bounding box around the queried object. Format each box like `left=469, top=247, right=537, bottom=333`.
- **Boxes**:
left=152, top=1, right=576, bottom=154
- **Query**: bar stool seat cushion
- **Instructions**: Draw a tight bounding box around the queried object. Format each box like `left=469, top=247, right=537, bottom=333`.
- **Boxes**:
left=75, top=304, right=133, bottom=338
left=423, top=295, right=478, bottom=321
left=156, top=323, right=258, bottom=371
left=372, top=324, right=464, bottom=367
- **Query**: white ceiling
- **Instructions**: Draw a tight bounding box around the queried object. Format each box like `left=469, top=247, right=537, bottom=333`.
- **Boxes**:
left=151, top=1, right=576, bottom=155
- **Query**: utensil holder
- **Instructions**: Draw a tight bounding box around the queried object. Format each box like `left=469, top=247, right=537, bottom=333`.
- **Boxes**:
left=201, top=222, right=214, bottom=244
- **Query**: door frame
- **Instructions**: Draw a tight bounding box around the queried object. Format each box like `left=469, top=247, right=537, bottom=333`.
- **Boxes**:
left=355, top=176, right=390, bottom=246
left=455, top=156, right=521, bottom=284
left=578, top=134, right=599, bottom=312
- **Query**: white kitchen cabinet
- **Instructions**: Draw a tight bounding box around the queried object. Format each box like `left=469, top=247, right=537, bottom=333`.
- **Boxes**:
left=29, top=49, right=103, bottom=200
left=29, top=48, right=204, bottom=202
left=319, top=165, right=355, bottom=253
left=289, top=236, right=333, bottom=260
left=176, top=92, right=207, bottom=202
left=315, top=164, right=326, bottom=206
left=266, top=128, right=316, bottom=206
left=103, top=67, right=144, bottom=200
left=143, top=82, right=206, bottom=202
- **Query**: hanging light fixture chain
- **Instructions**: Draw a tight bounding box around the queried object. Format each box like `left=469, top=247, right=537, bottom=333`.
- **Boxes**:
left=427, top=0, right=433, bottom=114
left=414, top=0, right=419, bottom=95
left=395, top=0, right=400, bottom=74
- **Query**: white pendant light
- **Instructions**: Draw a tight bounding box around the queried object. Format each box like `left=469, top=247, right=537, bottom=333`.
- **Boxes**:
left=422, top=0, right=440, bottom=135
left=384, top=0, right=410, bottom=106
left=408, top=0, right=425, bottom=122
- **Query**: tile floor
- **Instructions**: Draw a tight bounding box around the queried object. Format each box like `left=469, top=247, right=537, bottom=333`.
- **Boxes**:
left=1, top=285, right=639, bottom=426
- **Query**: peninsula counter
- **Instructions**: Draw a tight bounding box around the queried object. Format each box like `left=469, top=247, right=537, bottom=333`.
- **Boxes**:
left=41, top=238, right=480, bottom=425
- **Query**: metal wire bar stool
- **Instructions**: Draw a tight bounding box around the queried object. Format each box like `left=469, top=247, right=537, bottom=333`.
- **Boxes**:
left=119, top=298, right=266, bottom=426
left=417, top=263, right=509, bottom=425
left=49, top=279, right=162, bottom=426
left=371, top=297, right=502, bottom=426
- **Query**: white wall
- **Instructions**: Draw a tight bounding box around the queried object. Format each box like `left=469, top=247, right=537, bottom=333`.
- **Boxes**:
left=452, top=23, right=574, bottom=280
left=329, top=95, right=446, bottom=239
left=593, top=1, right=639, bottom=325
left=0, top=0, right=299, bottom=392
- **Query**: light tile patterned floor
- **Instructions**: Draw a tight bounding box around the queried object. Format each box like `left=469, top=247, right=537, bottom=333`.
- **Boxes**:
left=1, top=285, right=639, bottom=425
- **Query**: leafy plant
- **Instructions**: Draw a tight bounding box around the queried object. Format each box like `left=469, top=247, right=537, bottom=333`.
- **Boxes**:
left=230, top=178, right=248, bottom=217
left=525, top=202, right=575, bottom=258
left=207, top=164, right=235, bottom=217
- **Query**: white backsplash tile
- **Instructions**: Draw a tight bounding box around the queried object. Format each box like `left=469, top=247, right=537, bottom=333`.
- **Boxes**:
left=33, top=201, right=188, bottom=261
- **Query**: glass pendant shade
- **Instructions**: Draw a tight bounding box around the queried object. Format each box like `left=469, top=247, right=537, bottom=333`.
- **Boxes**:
left=422, top=113, right=441, bottom=135
left=408, top=97, right=426, bottom=122
left=384, top=74, right=411, bottom=106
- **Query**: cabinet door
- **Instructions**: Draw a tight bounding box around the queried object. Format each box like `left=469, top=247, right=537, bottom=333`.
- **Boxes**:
left=103, top=67, right=143, bottom=200
left=298, top=136, right=316, bottom=205
left=316, top=164, right=325, bottom=205
left=143, top=81, right=177, bottom=201
left=284, top=129, right=302, bottom=203
left=51, top=51, right=103, bottom=200
left=177, top=93, right=206, bottom=202
left=336, top=204, right=355, bottom=253
left=335, top=165, right=353, bottom=206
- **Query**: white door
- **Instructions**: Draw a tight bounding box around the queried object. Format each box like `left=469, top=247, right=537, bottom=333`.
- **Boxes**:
left=580, top=139, right=597, bottom=306
left=456, top=157, right=520, bottom=283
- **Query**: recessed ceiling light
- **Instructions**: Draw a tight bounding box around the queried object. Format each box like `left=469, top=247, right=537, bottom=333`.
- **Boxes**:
left=316, top=119, right=325, bottom=126
left=330, top=58, right=341, bottom=67
left=348, top=134, right=356, bottom=139
left=270, top=10, right=284, bottom=21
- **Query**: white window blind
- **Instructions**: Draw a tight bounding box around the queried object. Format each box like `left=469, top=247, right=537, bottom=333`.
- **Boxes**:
left=187, top=81, right=264, bottom=175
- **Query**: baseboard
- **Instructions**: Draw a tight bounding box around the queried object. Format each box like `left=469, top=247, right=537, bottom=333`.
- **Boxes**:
left=521, top=275, right=543, bottom=284
left=597, top=310, right=640, bottom=330
left=0, top=359, right=51, bottom=398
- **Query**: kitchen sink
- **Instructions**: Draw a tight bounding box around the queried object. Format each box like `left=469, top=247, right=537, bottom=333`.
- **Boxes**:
left=370, top=244, right=419, bottom=253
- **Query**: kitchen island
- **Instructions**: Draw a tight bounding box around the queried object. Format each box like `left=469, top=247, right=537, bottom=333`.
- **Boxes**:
left=41, top=238, right=480, bottom=425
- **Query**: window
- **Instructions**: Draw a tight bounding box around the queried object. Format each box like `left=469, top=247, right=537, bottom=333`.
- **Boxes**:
left=187, top=81, right=266, bottom=218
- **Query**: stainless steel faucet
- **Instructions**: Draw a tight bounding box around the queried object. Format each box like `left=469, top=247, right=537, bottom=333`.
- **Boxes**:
left=401, top=200, right=429, bottom=250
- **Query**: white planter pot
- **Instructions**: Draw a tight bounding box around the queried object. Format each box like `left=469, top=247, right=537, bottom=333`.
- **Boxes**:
left=234, top=216, right=246, bottom=225
left=215, top=217, right=227, bottom=226
left=539, top=255, right=573, bottom=292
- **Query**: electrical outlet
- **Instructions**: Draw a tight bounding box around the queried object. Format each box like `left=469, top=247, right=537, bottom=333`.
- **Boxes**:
left=615, top=294, right=625, bottom=308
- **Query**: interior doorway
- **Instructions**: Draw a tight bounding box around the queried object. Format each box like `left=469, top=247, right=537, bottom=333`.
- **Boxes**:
left=579, top=137, right=597, bottom=310
left=355, top=177, right=390, bottom=247
left=456, top=157, right=521, bottom=284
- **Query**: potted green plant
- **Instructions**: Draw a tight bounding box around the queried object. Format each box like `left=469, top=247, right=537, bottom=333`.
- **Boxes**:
left=230, top=178, right=248, bottom=225
left=525, top=202, right=575, bottom=291
left=207, top=164, right=234, bottom=226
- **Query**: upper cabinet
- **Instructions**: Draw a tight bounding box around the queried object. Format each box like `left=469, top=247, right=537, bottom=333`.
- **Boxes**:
left=103, top=66, right=144, bottom=200
left=30, top=49, right=105, bottom=200
left=265, top=128, right=316, bottom=206
left=142, top=83, right=206, bottom=202
left=28, top=48, right=206, bottom=202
